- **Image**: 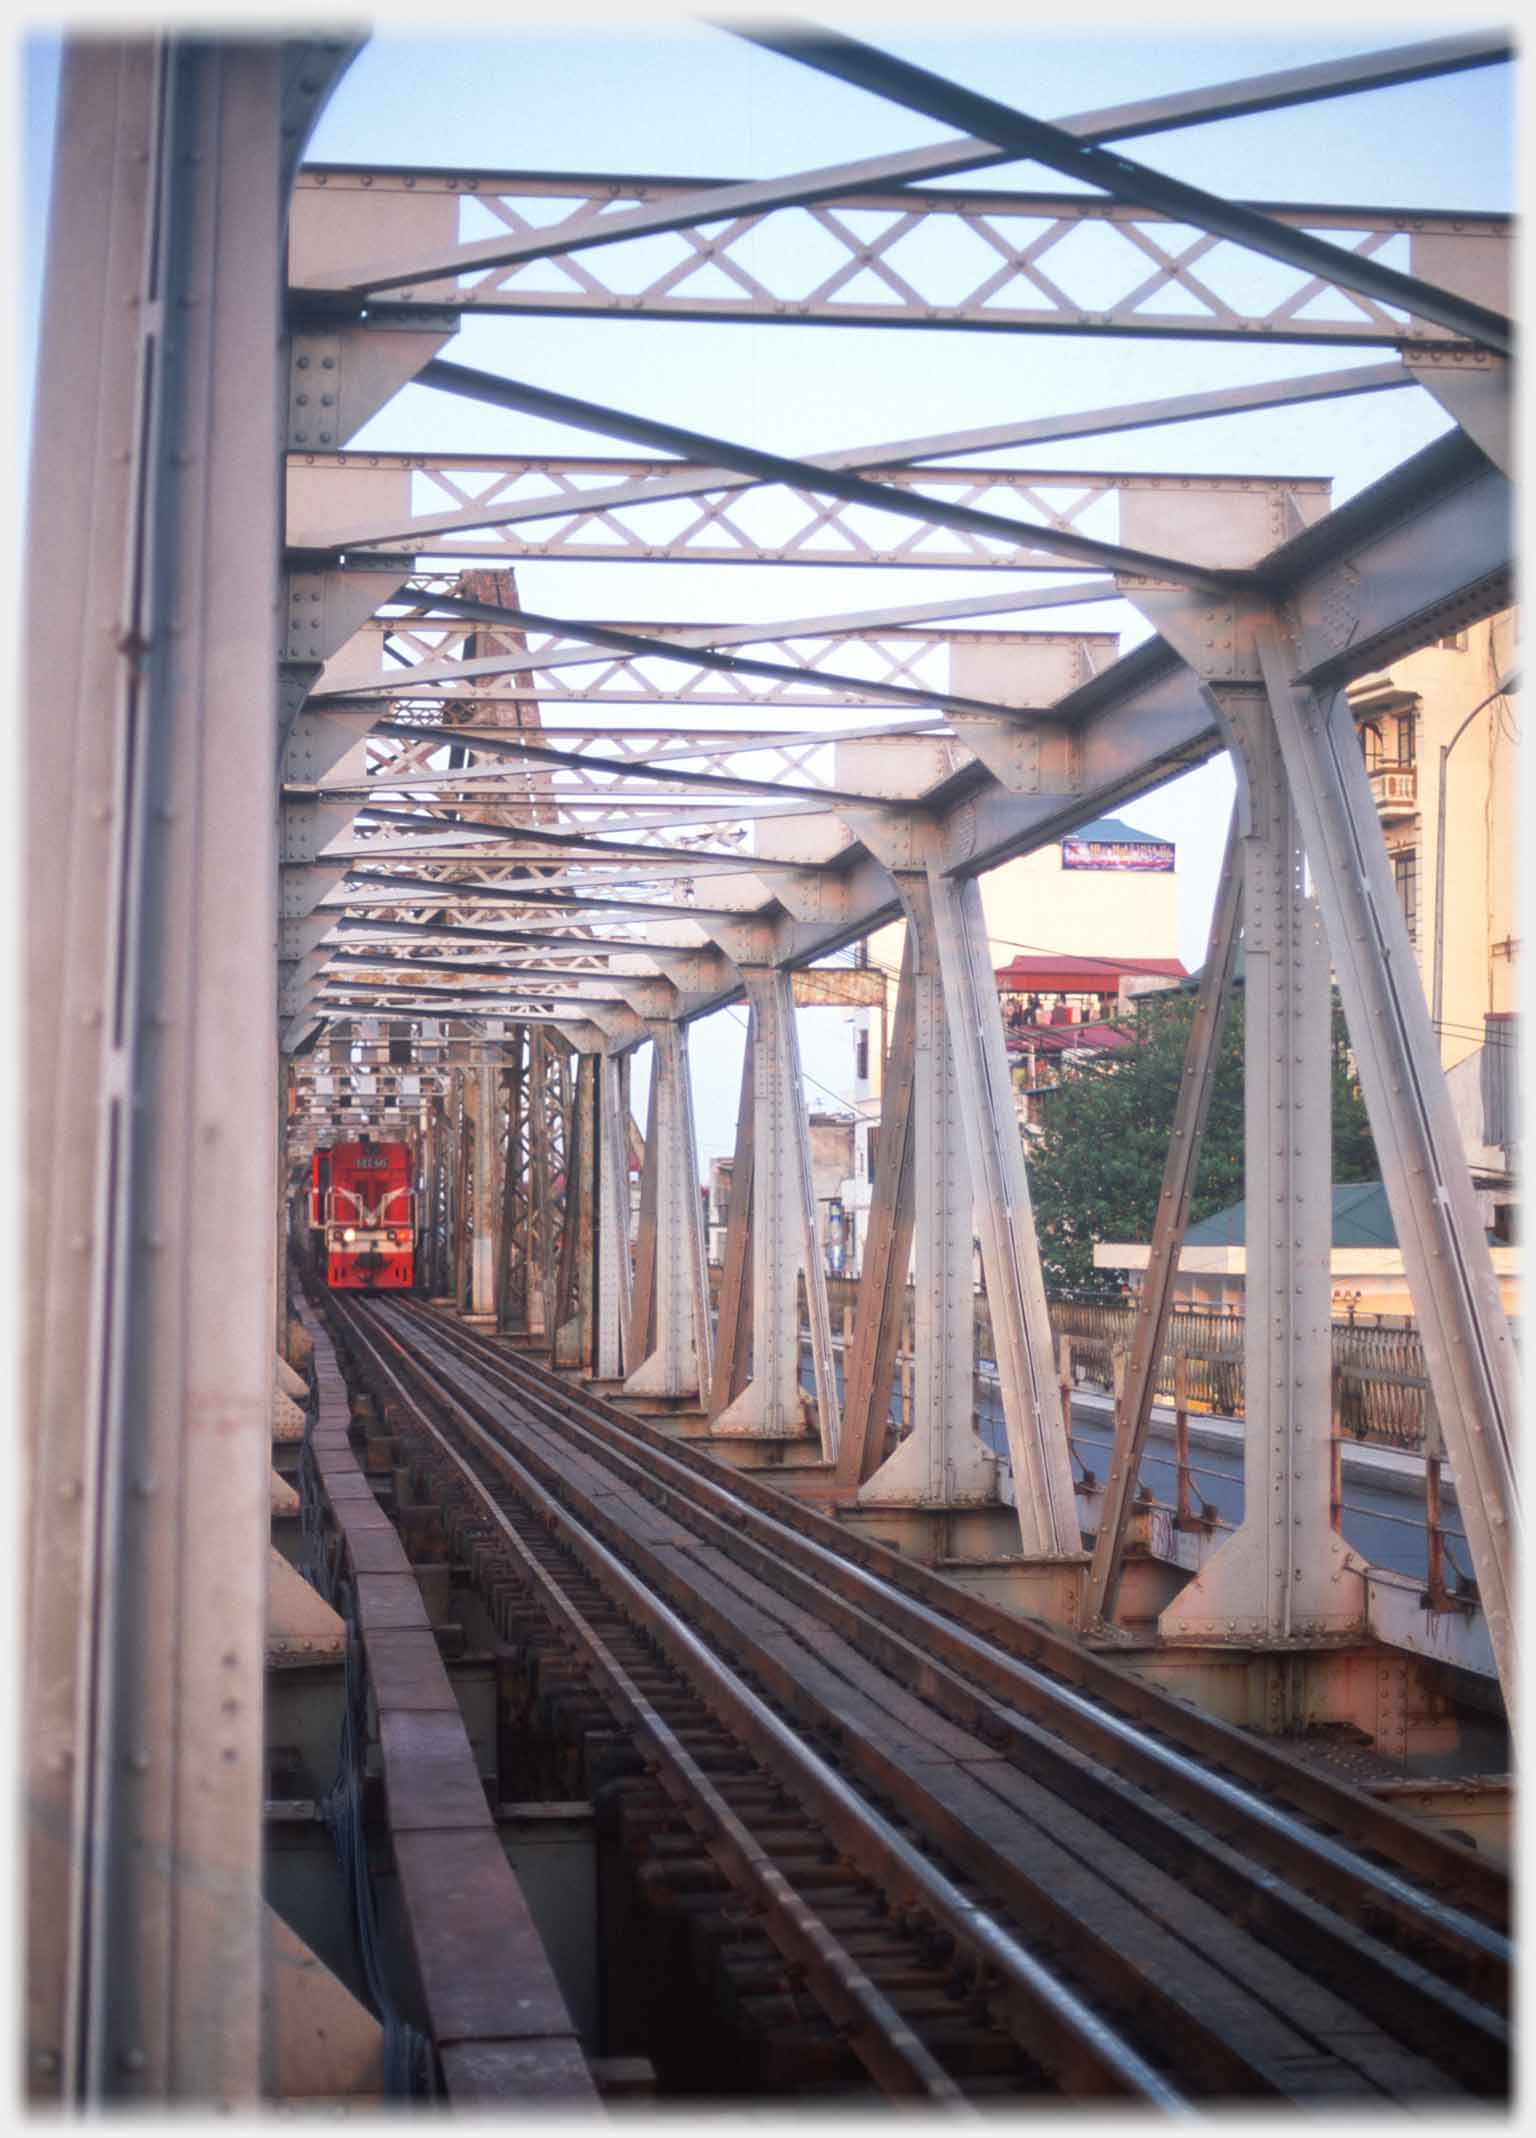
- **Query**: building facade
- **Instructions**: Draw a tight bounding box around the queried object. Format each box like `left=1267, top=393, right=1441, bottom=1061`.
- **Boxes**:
left=1345, top=610, right=1518, bottom=1241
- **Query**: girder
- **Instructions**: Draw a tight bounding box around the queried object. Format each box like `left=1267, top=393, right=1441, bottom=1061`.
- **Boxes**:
left=290, top=450, right=1330, bottom=567
left=290, top=162, right=1509, bottom=348
left=27, top=27, right=1520, bottom=2102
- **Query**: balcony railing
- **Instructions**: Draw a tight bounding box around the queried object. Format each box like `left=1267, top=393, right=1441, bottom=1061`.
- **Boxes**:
left=1369, top=763, right=1418, bottom=816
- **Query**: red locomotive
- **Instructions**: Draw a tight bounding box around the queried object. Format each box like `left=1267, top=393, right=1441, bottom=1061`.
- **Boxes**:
left=310, top=1138, right=416, bottom=1290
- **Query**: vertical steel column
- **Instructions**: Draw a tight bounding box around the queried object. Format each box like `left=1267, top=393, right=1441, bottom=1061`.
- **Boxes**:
left=624, top=1022, right=710, bottom=1400
left=836, top=940, right=917, bottom=1488
left=858, top=887, right=995, bottom=1506
left=450, top=1070, right=471, bottom=1312
left=1086, top=807, right=1243, bottom=1623
left=468, top=1065, right=498, bottom=1318
left=525, top=1036, right=551, bottom=1334
left=495, top=1053, right=525, bottom=1329
left=25, top=40, right=289, bottom=2103
left=716, top=968, right=841, bottom=1454
left=553, top=1053, right=598, bottom=1368
left=1248, top=614, right=1518, bottom=1704
left=925, top=869, right=1080, bottom=1555
left=707, top=1022, right=756, bottom=1417
left=529, top=1031, right=568, bottom=1337
left=275, top=1079, right=292, bottom=1344
left=625, top=1065, right=660, bottom=1374
left=427, top=1094, right=450, bottom=1297
left=1160, top=686, right=1360, bottom=1644
left=595, top=1052, right=633, bottom=1379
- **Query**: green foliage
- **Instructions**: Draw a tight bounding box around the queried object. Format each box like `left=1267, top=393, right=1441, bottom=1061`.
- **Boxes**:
left=1023, top=984, right=1376, bottom=1299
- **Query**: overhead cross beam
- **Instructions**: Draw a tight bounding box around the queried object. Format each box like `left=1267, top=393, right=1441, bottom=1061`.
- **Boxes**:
left=291, top=33, right=1509, bottom=298
left=730, top=22, right=1512, bottom=355
left=323, top=590, right=1047, bottom=719
left=419, top=361, right=1241, bottom=592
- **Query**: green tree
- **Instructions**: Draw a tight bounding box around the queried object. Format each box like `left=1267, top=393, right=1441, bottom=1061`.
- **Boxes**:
left=1023, top=984, right=1376, bottom=1298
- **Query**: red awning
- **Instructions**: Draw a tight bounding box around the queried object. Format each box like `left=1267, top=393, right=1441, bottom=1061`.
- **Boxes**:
left=995, top=953, right=1186, bottom=991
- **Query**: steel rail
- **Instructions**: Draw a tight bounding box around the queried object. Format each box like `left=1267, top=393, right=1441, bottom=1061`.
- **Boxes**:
left=329, top=1294, right=1186, bottom=2104
left=357, top=1301, right=1505, bottom=2097
left=383, top=1303, right=1510, bottom=2057
left=392, top=1302, right=1510, bottom=1931
left=409, top=1394, right=974, bottom=2104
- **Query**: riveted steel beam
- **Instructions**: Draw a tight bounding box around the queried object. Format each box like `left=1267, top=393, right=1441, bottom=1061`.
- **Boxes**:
left=293, top=35, right=1507, bottom=296
left=26, top=37, right=343, bottom=2106
left=419, top=361, right=1239, bottom=592
left=736, top=24, right=1511, bottom=354
left=712, top=965, right=841, bottom=1452
left=1086, top=806, right=1245, bottom=1626
left=623, top=1022, right=711, bottom=1401
left=925, top=868, right=1080, bottom=1555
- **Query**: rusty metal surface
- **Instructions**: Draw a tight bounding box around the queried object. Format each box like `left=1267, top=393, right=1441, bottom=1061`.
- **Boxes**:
left=377, top=1711, right=493, bottom=1832
left=338, top=1296, right=1175, bottom=2102
left=479, top=1314, right=1510, bottom=1929
left=292, top=1295, right=595, bottom=2102
left=438, top=2037, right=598, bottom=2100
left=340, top=1527, right=415, bottom=1576
left=361, top=1630, right=463, bottom=1712
left=352, top=1574, right=434, bottom=1634
left=341, top=1294, right=1511, bottom=2103
left=392, top=1828, right=578, bottom=2043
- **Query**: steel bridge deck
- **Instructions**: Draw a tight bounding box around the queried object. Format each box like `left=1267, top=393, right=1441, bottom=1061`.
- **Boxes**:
left=317, top=1290, right=1509, bottom=2107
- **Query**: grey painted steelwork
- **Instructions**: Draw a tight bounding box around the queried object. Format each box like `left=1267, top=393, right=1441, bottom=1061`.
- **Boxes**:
left=292, top=35, right=1506, bottom=299
left=844, top=858, right=997, bottom=1509
left=418, top=360, right=1239, bottom=590
left=293, top=448, right=1337, bottom=566
left=1085, top=809, right=1244, bottom=1625
left=29, top=30, right=1521, bottom=2098
left=1161, top=682, right=1363, bottom=1649
left=924, top=869, right=1082, bottom=1554
left=715, top=965, right=841, bottom=1452
left=291, top=162, right=1510, bottom=347
left=25, top=36, right=348, bottom=2105
left=624, top=1022, right=711, bottom=1401
left=595, top=1054, right=634, bottom=1379
left=731, top=24, right=1512, bottom=354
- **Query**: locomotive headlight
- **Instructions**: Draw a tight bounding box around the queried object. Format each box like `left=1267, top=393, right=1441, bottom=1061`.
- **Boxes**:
left=343, top=1227, right=357, bottom=1243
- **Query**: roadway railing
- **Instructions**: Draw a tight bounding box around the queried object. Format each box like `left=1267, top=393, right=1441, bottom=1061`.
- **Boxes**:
left=740, top=1272, right=1435, bottom=1452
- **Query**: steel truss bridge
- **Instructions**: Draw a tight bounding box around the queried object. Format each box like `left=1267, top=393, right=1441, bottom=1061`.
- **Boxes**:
left=26, top=22, right=1516, bottom=2110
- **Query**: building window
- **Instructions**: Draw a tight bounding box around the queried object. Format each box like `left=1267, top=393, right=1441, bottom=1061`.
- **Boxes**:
left=1359, top=720, right=1383, bottom=770
left=855, top=1027, right=870, bottom=1081
left=1392, top=848, right=1419, bottom=947
left=1395, top=710, right=1417, bottom=768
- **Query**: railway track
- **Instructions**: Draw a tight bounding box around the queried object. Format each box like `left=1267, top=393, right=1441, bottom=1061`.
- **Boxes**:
left=324, top=1292, right=1511, bottom=2108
